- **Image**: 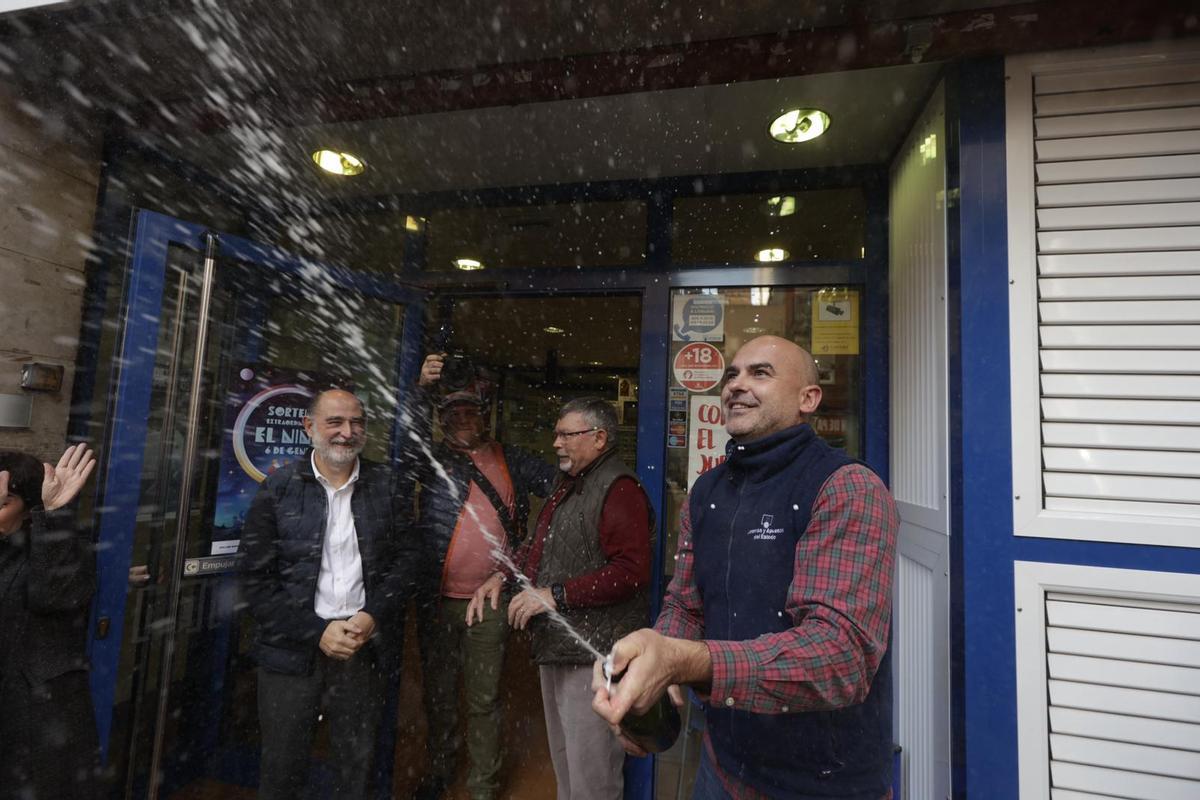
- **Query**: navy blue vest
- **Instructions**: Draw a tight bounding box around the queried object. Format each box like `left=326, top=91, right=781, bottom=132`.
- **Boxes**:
left=689, top=424, right=893, bottom=799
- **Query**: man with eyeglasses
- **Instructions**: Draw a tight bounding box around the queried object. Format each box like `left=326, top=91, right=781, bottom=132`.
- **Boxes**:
left=467, top=396, right=653, bottom=800
left=240, top=388, right=417, bottom=800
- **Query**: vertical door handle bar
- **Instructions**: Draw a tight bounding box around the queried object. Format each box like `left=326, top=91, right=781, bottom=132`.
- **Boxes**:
left=146, top=232, right=220, bottom=800
left=123, top=266, right=191, bottom=800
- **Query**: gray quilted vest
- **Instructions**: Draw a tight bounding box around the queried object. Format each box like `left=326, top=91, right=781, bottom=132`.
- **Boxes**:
left=530, top=449, right=653, bottom=665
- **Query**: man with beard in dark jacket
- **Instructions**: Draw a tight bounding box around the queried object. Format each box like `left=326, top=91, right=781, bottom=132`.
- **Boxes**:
left=409, top=354, right=558, bottom=800
left=240, top=388, right=417, bottom=800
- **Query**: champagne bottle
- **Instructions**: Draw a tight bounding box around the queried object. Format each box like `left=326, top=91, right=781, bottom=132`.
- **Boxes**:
left=604, top=655, right=683, bottom=754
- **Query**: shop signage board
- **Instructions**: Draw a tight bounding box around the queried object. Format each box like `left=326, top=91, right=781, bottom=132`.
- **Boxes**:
left=668, top=387, right=689, bottom=448
left=671, top=295, right=725, bottom=342
left=673, top=342, right=725, bottom=392
left=686, top=394, right=731, bottom=492
left=811, top=288, right=860, bottom=355
left=210, top=366, right=324, bottom=556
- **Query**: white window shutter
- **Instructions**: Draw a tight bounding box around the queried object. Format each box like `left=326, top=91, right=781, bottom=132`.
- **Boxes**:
left=1007, top=43, right=1200, bottom=547
left=1016, top=562, right=1200, bottom=800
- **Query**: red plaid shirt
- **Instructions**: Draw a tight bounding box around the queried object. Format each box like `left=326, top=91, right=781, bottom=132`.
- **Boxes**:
left=656, top=463, right=899, bottom=800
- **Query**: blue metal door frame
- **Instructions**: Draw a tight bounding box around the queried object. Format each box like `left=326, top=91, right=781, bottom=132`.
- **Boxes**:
left=948, top=57, right=1200, bottom=800
left=86, top=205, right=887, bottom=800
left=88, top=209, right=427, bottom=758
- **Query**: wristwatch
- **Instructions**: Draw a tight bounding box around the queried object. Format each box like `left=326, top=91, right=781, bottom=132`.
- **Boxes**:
left=550, top=583, right=567, bottom=610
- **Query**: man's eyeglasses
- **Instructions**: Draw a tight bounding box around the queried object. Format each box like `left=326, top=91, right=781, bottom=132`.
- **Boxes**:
left=553, top=427, right=599, bottom=440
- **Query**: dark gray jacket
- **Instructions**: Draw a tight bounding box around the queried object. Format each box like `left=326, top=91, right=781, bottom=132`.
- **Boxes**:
left=0, top=506, right=94, bottom=686
left=239, top=455, right=417, bottom=675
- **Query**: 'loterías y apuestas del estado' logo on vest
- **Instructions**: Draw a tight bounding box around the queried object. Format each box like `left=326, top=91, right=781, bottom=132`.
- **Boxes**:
left=748, top=513, right=783, bottom=541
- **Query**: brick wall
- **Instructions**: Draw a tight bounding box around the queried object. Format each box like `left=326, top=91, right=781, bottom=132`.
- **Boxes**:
left=0, top=85, right=101, bottom=460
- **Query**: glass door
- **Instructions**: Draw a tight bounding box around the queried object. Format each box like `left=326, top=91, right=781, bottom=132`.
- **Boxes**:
left=89, top=211, right=421, bottom=799
left=406, top=291, right=644, bottom=799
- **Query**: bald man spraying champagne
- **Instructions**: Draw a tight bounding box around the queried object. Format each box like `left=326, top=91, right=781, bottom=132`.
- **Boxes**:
left=593, top=336, right=899, bottom=800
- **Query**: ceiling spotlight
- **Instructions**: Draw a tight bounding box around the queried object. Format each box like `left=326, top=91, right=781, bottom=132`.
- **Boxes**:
left=454, top=258, right=484, bottom=271
left=765, top=196, right=796, bottom=217
left=769, top=109, right=830, bottom=144
left=311, top=149, right=366, bottom=176
left=544, top=326, right=565, bottom=334
left=756, top=248, right=789, bottom=263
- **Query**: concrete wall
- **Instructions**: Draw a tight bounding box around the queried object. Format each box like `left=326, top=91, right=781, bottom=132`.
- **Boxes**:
left=0, top=85, right=100, bottom=460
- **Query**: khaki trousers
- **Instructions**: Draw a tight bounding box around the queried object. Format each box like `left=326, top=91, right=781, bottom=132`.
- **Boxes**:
left=539, top=663, right=625, bottom=800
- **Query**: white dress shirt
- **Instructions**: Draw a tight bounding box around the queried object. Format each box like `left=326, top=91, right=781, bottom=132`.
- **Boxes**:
left=312, top=453, right=366, bottom=620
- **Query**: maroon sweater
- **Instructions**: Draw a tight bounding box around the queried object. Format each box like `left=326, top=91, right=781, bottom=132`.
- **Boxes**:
left=517, top=475, right=652, bottom=608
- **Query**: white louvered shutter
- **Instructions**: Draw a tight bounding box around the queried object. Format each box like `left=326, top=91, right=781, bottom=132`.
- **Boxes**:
left=1016, top=563, right=1200, bottom=800
left=1046, top=593, right=1200, bottom=799
left=1007, top=44, right=1200, bottom=547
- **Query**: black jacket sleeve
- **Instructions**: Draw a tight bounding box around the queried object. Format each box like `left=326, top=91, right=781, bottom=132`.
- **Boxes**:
left=238, top=479, right=328, bottom=648
left=25, top=505, right=94, bottom=614
left=20, top=505, right=96, bottom=684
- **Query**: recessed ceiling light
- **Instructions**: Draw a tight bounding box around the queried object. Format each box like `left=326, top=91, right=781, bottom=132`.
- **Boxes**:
left=756, top=248, right=789, bottom=262
left=765, top=196, right=796, bottom=217
left=311, top=149, right=366, bottom=176
left=454, top=258, right=484, bottom=271
left=769, top=109, right=830, bottom=144
left=544, top=326, right=564, bottom=334
left=743, top=326, right=767, bottom=334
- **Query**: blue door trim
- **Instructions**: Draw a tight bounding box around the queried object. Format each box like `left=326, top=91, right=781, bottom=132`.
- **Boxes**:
left=951, top=57, right=1200, bottom=800
left=89, top=210, right=185, bottom=752
left=89, top=198, right=890, bottom=799
left=89, top=210, right=425, bottom=755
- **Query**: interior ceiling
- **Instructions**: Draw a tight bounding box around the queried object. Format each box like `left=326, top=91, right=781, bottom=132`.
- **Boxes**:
left=180, top=62, right=942, bottom=196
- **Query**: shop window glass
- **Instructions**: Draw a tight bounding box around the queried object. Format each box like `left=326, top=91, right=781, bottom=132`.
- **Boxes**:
left=423, top=199, right=647, bottom=270
left=672, top=188, right=866, bottom=264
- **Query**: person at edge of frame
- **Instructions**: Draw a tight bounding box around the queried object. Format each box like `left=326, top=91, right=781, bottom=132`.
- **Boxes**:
left=592, top=335, right=899, bottom=800
left=0, top=443, right=99, bottom=800
left=467, top=396, right=654, bottom=800
left=239, top=388, right=418, bottom=800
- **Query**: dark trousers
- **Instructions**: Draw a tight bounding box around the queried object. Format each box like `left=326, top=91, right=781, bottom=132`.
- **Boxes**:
left=0, top=669, right=98, bottom=800
left=692, top=750, right=894, bottom=800
left=257, top=648, right=384, bottom=800
left=417, top=596, right=508, bottom=800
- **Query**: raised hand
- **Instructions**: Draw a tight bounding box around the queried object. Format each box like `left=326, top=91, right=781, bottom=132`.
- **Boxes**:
left=418, top=353, right=445, bottom=387
left=41, top=443, right=96, bottom=511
